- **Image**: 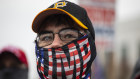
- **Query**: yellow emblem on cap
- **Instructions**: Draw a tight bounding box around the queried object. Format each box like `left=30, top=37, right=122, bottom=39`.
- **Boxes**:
left=54, top=1, right=67, bottom=8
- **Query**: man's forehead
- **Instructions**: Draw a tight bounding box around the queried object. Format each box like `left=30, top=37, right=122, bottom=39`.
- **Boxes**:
left=40, top=25, right=69, bottom=33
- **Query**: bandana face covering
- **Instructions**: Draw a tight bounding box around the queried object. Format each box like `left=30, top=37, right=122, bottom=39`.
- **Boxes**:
left=35, top=35, right=96, bottom=79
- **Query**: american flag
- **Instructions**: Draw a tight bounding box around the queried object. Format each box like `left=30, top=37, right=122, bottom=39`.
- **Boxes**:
left=36, top=38, right=92, bottom=79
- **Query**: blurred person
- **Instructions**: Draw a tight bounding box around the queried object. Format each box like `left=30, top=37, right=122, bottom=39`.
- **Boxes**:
left=32, top=0, right=96, bottom=79
left=0, top=46, right=28, bottom=79
left=131, top=58, right=140, bottom=79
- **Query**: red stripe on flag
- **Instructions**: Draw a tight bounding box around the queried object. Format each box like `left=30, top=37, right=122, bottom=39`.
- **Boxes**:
left=48, top=49, right=52, bottom=51
left=68, top=38, right=87, bottom=48
left=77, top=38, right=87, bottom=44
left=83, top=51, right=91, bottom=61
left=45, top=63, right=87, bottom=76
left=49, top=42, right=89, bottom=59
left=43, top=74, right=49, bottom=79
left=48, top=50, right=91, bottom=67
left=41, top=66, right=44, bottom=71
left=68, top=43, right=75, bottom=48
left=37, top=61, right=38, bottom=65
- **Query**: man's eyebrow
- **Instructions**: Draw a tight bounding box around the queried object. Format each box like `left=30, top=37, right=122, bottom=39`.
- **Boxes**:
left=39, top=30, right=53, bottom=35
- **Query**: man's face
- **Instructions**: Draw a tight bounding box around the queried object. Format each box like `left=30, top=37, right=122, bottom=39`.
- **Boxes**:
left=37, top=25, right=85, bottom=48
left=42, top=25, right=68, bottom=48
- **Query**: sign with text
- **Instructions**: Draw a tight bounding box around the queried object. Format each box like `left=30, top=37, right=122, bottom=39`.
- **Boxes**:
left=80, top=0, right=115, bottom=52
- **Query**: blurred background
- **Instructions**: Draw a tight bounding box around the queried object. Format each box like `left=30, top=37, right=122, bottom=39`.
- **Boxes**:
left=0, top=0, right=140, bottom=79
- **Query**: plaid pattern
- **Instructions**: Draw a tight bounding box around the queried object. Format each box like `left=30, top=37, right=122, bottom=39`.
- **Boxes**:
left=36, top=37, right=92, bottom=79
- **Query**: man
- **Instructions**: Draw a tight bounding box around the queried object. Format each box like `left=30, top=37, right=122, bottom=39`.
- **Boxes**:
left=32, top=0, right=96, bottom=79
left=0, top=45, right=28, bottom=79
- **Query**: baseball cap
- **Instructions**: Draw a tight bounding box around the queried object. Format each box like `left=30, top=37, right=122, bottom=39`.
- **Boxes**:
left=32, top=0, right=95, bottom=40
left=0, top=46, right=28, bottom=68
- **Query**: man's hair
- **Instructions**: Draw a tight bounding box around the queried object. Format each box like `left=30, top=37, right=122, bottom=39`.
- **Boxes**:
left=38, top=14, right=86, bottom=34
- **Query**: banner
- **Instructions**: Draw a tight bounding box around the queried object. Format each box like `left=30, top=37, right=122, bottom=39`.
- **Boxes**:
left=79, top=0, right=115, bottom=53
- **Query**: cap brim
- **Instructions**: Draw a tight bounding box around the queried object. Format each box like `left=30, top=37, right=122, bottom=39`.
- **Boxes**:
left=32, top=8, right=88, bottom=33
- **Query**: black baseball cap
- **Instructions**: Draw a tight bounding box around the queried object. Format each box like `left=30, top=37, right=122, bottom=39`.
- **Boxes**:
left=32, top=0, right=95, bottom=40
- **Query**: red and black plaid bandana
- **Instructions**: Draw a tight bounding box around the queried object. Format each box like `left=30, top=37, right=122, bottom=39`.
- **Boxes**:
left=35, top=35, right=96, bottom=79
